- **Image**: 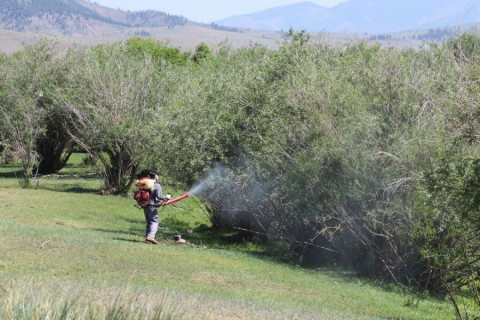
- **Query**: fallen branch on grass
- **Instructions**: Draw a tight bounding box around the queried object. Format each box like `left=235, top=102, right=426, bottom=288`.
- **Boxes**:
left=40, top=237, right=51, bottom=249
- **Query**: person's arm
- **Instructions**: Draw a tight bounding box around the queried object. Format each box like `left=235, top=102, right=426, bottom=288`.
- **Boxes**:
left=154, top=183, right=169, bottom=201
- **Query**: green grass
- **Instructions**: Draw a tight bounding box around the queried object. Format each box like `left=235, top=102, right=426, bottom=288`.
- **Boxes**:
left=0, top=156, right=454, bottom=319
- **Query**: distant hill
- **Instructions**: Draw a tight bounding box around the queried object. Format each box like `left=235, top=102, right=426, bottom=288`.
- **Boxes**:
left=0, top=0, right=288, bottom=54
left=215, top=0, right=480, bottom=34
left=0, top=0, right=187, bottom=36
left=0, top=0, right=289, bottom=53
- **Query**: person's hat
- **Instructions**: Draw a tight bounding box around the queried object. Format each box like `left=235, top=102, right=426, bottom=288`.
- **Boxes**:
left=148, top=169, right=159, bottom=179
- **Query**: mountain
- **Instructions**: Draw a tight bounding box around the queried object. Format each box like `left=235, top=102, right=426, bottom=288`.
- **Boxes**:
left=215, top=0, right=480, bottom=34
left=0, top=0, right=187, bottom=36
left=1, top=0, right=474, bottom=54
left=0, top=0, right=288, bottom=54
left=213, top=2, right=334, bottom=32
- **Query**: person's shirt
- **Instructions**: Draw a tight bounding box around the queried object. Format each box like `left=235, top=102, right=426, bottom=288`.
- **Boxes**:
left=150, top=182, right=168, bottom=204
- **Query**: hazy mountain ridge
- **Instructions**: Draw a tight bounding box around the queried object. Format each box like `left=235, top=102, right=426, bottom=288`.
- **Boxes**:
left=0, top=0, right=187, bottom=35
left=216, top=0, right=480, bottom=34
left=0, top=0, right=286, bottom=54
left=0, top=0, right=477, bottom=54
left=218, top=2, right=334, bottom=32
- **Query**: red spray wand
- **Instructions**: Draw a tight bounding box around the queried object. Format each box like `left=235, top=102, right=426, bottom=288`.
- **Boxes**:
left=163, top=192, right=189, bottom=206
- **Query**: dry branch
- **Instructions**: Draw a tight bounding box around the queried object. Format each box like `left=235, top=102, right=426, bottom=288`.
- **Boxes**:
left=40, top=237, right=51, bottom=249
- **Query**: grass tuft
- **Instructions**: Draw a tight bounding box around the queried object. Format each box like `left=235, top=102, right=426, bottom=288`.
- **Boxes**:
left=0, top=280, right=177, bottom=320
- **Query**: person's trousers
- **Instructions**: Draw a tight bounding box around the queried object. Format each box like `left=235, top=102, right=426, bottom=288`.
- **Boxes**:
left=143, top=207, right=159, bottom=239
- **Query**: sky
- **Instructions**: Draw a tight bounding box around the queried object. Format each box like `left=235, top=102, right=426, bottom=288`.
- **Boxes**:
left=89, top=0, right=348, bottom=23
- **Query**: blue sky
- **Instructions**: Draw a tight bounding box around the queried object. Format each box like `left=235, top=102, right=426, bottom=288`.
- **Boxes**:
left=89, top=0, right=347, bottom=23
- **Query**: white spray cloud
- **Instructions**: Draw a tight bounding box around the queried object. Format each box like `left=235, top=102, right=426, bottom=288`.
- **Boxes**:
left=188, top=163, right=234, bottom=197
left=187, top=159, right=276, bottom=233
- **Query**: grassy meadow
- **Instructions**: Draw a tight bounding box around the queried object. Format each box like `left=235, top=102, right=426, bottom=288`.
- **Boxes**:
left=0, top=154, right=454, bottom=319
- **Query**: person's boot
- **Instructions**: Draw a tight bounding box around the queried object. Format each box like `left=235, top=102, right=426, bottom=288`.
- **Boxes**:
left=145, top=237, right=158, bottom=244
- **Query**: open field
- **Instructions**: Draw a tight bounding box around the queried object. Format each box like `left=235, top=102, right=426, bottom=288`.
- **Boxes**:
left=0, top=23, right=285, bottom=54
left=0, top=155, right=454, bottom=319
left=0, top=21, right=433, bottom=55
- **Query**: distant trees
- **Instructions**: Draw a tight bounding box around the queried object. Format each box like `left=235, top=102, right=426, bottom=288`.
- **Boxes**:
left=370, top=28, right=460, bottom=42
left=209, top=23, right=242, bottom=33
left=125, top=11, right=187, bottom=28
left=134, top=30, right=151, bottom=37
left=417, top=28, right=456, bottom=41
left=192, top=42, right=212, bottom=63
left=126, top=37, right=188, bottom=66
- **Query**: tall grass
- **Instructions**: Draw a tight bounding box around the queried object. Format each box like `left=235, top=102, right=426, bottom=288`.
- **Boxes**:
left=0, top=280, right=177, bottom=320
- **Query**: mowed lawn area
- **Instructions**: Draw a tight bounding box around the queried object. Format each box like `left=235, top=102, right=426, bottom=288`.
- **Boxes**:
left=0, top=155, right=453, bottom=319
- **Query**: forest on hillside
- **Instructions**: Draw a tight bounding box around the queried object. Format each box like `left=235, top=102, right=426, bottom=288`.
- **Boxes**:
left=0, top=0, right=187, bottom=33
left=1, top=32, right=480, bottom=318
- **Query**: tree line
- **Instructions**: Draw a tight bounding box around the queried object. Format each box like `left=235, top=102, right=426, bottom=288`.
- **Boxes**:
left=1, top=32, right=480, bottom=317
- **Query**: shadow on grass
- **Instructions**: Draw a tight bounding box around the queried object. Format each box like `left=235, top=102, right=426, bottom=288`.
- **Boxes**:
left=113, top=237, right=145, bottom=244
left=0, top=170, right=21, bottom=179
left=33, top=171, right=102, bottom=194
left=115, top=213, right=263, bottom=253
left=156, top=219, right=278, bottom=260
left=149, top=216, right=433, bottom=297
left=67, top=186, right=98, bottom=193
left=0, top=166, right=102, bottom=195
left=90, top=227, right=150, bottom=245
left=0, top=163, right=99, bottom=180
left=38, top=185, right=99, bottom=194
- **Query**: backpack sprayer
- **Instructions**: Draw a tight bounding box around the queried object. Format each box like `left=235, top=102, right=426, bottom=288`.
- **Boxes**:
left=133, top=177, right=190, bottom=209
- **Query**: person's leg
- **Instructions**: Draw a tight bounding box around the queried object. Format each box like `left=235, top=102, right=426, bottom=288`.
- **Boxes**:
left=143, top=209, right=150, bottom=238
left=144, top=207, right=159, bottom=243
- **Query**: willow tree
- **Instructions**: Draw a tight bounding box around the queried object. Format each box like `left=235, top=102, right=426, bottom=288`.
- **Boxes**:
left=0, top=40, right=74, bottom=186
left=66, top=43, right=165, bottom=194
left=0, top=40, right=80, bottom=180
left=417, top=34, right=480, bottom=317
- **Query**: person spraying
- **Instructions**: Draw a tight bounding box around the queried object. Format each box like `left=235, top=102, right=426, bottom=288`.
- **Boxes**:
left=133, top=169, right=171, bottom=244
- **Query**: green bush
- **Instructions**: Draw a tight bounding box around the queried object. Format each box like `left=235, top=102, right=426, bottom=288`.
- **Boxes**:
left=126, top=36, right=187, bottom=66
